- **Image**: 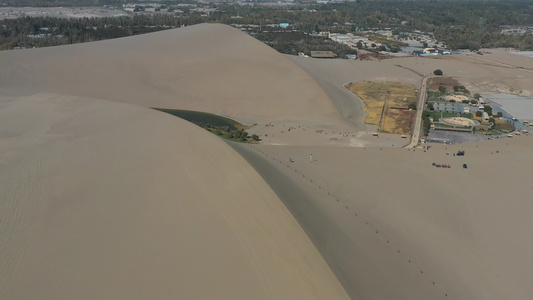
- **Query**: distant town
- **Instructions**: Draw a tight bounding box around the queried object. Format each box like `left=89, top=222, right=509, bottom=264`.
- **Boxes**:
left=1, top=0, right=532, bottom=53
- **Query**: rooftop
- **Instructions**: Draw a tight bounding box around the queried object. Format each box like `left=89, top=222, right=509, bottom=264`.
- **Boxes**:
left=310, top=51, right=337, bottom=58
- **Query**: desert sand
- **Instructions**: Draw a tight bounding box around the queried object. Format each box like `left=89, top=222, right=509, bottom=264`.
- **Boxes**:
left=2, top=23, right=533, bottom=299
left=237, top=134, right=533, bottom=299
left=0, top=93, right=348, bottom=299
left=247, top=48, right=533, bottom=299
left=0, top=23, right=341, bottom=128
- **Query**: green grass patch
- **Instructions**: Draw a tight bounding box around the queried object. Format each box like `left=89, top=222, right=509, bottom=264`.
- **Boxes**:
left=434, top=123, right=457, bottom=128
left=474, top=128, right=501, bottom=135
left=493, top=122, right=516, bottom=133
left=428, top=91, right=448, bottom=98
left=426, top=111, right=473, bottom=120
left=153, top=108, right=240, bottom=131
left=366, top=35, right=408, bottom=47
left=426, top=111, right=460, bottom=120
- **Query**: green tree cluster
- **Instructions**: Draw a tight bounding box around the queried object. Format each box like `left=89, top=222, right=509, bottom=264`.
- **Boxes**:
left=422, top=111, right=431, bottom=136
left=0, top=15, right=185, bottom=50
left=483, top=105, right=493, bottom=116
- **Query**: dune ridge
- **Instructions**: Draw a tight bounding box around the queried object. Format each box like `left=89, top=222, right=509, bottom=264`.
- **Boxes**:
left=0, top=24, right=343, bottom=127
left=2, top=21, right=533, bottom=300
left=0, top=94, right=348, bottom=299
left=244, top=134, right=533, bottom=299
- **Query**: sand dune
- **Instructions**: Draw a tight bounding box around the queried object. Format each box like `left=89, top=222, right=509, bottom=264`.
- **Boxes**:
left=0, top=23, right=341, bottom=127
left=2, top=21, right=533, bottom=300
left=0, top=94, right=348, bottom=299
left=243, top=134, right=533, bottom=299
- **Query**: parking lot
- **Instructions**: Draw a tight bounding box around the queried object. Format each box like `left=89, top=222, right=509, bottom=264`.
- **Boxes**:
left=426, top=129, right=498, bottom=144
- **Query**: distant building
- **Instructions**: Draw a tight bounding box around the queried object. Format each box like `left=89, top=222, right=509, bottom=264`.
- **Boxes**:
left=346, top=54, right=357, bottom=60
left=310, top=51, right=337, bottom=59
left=423, top=48, right=439, bottom=55
left=500, top=27, right=526, bottom=35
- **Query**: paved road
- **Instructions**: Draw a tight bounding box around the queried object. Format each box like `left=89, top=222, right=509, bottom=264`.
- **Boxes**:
left=407, top=76, right=430, bottom=148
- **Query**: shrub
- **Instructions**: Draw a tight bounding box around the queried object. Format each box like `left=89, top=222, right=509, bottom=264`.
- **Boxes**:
left=231, top=130, right=242, bottom=139
left=433, top=69, right=443, bottom=75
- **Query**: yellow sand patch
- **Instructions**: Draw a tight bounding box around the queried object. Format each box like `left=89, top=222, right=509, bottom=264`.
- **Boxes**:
left=234, top=124, right=251, bottom=130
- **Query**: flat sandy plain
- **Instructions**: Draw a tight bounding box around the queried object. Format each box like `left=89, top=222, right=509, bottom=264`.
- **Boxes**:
left=1, top=23, right=533, bottom=299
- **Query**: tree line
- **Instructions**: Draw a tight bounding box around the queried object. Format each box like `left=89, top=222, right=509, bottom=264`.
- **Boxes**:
left=0, top=14, right=189, bottom=50
left=2, top=0, right=533, bottom=51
